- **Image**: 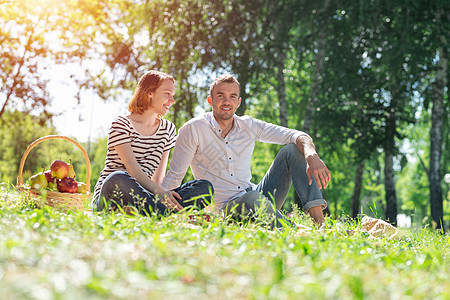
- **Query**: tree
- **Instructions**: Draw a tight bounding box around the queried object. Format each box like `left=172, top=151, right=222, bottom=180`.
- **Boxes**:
left=428, top=3, right=448, bottom=232
left=397, top=119, right=432, bottom=226
left=318, top=0, right=437, bottom=224
left=201, top=0, right=270, bottom=117
left=306, top=2, right=383, bottom=217
left=351, top=160, right=366, bottom=219
left=0, top=0, right=116, bottom=119
left=0, top=110, right=56, bottom=183
left=83, top=0, right=234, bottom=127
left=301, top=0, right=331, bottom=133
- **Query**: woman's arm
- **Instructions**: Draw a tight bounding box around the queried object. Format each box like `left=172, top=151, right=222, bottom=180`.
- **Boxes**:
left=152, top=149, right=170, bottom=185
left=115, top=143, right=182, bottom=210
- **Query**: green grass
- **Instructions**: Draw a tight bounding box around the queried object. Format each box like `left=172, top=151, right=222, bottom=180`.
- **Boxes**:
left=0, top=185, right=449, bottom=299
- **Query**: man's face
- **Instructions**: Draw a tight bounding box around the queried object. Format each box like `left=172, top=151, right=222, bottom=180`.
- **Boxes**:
left=207, top=82, right=241, bottom=122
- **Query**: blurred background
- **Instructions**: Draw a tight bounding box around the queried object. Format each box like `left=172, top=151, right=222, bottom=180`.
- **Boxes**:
left=0, top=0, right=448, bottom=229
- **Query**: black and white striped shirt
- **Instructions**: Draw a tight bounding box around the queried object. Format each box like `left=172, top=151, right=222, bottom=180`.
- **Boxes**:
left=93, top=116, right=177, bottom=201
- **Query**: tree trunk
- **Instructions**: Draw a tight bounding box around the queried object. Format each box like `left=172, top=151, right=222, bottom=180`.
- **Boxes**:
left=274, top=37, right=303, bottom=213
left=384, top=149, right=397, bottom=225
left=276, top=50, right=288, bottom=128
left=302, top=0, right=330, bottom=133
left=235, top=69, right=249, bottom=116
left=0, top=25, right=36, bottom=119
left=172, top=99, right=179, bottom=127
left=384, top=113, right=398, bottom=225
left=294, top=0, right=330, bottom=209
left=351, top=160, right=366, bottom=219
left=236, top=77, right=248, bottom=116
left=429, top=42, right=447, bottom=232
left=0, top=55, right=25, bottom=119
left=0, top=84, right=14, bottom=118
left=302, top=44, right=324, bottom=132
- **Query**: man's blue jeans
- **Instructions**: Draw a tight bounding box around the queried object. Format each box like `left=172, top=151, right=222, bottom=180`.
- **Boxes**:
left=222, top=144, right=327, bottom=228
left=93, top=171, right=214, bottom=216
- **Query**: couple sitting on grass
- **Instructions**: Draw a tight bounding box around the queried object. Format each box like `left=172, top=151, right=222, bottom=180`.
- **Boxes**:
left=92, top=70, right=331, bottom=229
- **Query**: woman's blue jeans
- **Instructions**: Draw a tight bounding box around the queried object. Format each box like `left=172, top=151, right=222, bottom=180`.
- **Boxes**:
left=222, top=144, right=327, bottom=228
left=93, top=171, right=214, bottom=216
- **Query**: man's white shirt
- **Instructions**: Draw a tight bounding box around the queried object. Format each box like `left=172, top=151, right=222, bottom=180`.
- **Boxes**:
left=161, top=112, right=310, bottom=209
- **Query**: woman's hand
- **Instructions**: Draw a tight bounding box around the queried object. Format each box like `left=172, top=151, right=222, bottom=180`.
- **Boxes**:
left=114, top=143, right=183, bottom=211
left=154, top=188, right=183, bottom=211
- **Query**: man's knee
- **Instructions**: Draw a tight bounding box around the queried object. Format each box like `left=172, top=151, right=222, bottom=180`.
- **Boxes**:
left=196, top=179, right=214, bottom=195
left=242, top=191, right=264, bottom=203
left=281, top=143, right=301, bottom=156
left=191, top=179, right=214, bottom=208
left=226, top=191, right=261, bottom=214
left=279, top=143, right=306, bottom=167
left=242, top=191, right=276, bottom=211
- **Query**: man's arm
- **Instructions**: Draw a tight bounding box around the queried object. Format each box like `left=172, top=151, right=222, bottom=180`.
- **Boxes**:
left=296, top=135, right=330, bottom=226
left=295, top=134, right=331, bottom=190
left=253, top=117, right=331, bottom=189
left=161, top=124, right=198, bottom=190
left=252, top=117, right=330, bottom=225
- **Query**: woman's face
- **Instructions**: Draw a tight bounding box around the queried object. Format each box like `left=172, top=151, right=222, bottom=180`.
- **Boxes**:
left=148, top=79, right=175, bottom=115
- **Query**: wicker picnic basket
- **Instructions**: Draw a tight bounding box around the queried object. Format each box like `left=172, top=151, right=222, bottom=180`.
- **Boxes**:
left=16, top=135, right=91, bottom=210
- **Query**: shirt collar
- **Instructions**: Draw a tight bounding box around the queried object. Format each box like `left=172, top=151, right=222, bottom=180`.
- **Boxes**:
left=207, top=112, right=240, bottom=136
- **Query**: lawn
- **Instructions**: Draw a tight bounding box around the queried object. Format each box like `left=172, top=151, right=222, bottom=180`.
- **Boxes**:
left=0, top=184, right=449, bottom=299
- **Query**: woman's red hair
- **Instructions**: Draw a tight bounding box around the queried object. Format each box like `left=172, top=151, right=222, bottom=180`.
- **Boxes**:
left=128, top=70, right=175, bottom=114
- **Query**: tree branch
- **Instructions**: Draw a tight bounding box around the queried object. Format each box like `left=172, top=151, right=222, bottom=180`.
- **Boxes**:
left=417, top=153, right=430, bottom=181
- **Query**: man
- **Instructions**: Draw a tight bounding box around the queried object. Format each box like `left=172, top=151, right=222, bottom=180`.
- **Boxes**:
left=162, top=74, right=331, bottom=227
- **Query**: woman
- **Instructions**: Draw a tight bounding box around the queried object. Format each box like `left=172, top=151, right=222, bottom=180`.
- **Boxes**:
left=92, top=70, right=213, bottom=215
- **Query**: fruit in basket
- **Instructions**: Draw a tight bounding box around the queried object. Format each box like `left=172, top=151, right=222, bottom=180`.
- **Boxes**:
left=44, top=170, right=55, bottom=183
left=30, top=173, right=48, bottom=190
left=47, top=181, right=58, bottom=191
left=57, top=177, right=78, bottom=193
left=50, top=160, right=69, bottom=179
left=76, top=182, right=87, bottom=193
left=67, top=159, right=76, bottom=178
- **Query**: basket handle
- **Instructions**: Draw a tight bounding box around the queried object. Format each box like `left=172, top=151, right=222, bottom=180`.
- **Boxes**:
left=17, top=135, right=91, bottom=192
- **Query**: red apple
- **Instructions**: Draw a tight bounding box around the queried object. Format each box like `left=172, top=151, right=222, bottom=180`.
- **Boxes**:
left=57, top=177, right=78, bottom=193
left=44, top=170, right=55, bottom=183
left=50, top=160, right=69, bottom=179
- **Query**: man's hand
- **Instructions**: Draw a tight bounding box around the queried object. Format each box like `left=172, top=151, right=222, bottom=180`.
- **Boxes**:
left=154, top=188, right=183, bottom=211
left=295, top=135, right=331, bottom=190
left=306, top=154, right=331, bottom=189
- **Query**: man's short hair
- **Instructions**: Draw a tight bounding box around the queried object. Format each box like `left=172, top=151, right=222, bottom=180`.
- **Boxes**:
left=209, top=74, right=240, bottom=97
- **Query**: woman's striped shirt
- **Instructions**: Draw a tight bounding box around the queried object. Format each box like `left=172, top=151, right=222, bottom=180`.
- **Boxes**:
left=93, top=116, right=177, bottom=201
